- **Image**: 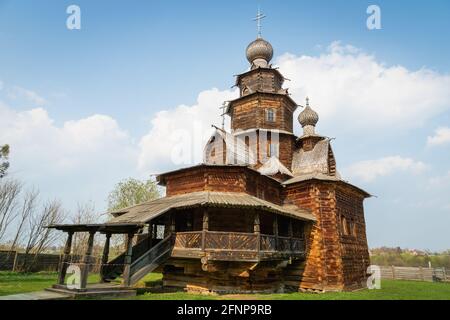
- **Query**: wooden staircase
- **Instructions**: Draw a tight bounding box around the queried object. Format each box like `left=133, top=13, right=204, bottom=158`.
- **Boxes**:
left=101, top=235, right=172, bottom=284
left=129, top=235, right=173, bottom=285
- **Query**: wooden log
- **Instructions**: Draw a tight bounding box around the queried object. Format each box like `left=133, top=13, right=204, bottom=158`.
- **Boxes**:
left=80, top=231, right=95, bottom=289
left=273, top=215, right=279, bottom=251
left=122, top=232, right=134, bottom=287
left=201, top=209, right=209, bottom=250
left=254, top=212, right=260, bottom=256
left=100, top=233, right=111, bottom=283
left=57, top=231, right=73, bottom=285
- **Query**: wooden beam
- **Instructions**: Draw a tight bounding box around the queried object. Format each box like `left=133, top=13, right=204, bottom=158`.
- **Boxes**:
left=80, top=231, right=95, bottom=290
left=273, top=215, right=279, bottom=251
left=254, top=211, right=260, bottom=255
left=201, top=209, right=209, bottom=250
left=57, top=231, right=74, bottom=285
left=288, top=218, right=293, bottom=252
left=122, top=232, right=134, bottom=287
left=170, top=212, right=176, bottom=234
left=100, top=233, right=111, bottom=283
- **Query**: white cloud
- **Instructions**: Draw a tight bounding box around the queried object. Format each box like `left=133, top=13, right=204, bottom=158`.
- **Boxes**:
left=342, top=156, right=427, bottom=182
left=137, top=88, right=238, bottom=173
left=428, top=170, right=450, bottom=187
left=7, top=86, right=47, bottom=106
left=427, top=127, right=450, bottom=146
left=276, top=42, right=450, bottom=131
left=0, top=104, right=134, bottom=170
left=0, top=101, right=138, bottom=210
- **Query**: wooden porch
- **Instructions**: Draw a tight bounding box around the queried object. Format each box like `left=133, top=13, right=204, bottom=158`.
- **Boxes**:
left=172, top=231, right=305, bottom=262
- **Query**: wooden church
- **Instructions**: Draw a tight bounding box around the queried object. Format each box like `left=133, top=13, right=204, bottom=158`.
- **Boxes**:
left=49, top=30, right=371, bottom=294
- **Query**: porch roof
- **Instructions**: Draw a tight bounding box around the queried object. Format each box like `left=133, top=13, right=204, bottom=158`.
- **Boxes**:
left=108, top=191, right=316, bottom=224
left=47, top=223, right=144, bottom=234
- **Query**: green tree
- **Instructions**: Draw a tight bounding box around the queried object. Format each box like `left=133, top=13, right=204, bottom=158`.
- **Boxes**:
left=0, top=145, right=10, bottom=179
left=107, top=177, right=160, bottom=211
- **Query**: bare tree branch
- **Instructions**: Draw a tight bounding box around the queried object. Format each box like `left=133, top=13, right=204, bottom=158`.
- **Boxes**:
left=0, top=179, right=22, bottom=242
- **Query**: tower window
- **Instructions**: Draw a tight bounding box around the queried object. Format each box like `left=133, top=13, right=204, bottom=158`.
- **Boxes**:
left=341, top=216, right=349, bottom=236
left=266, top=108, right=275, bottom=122
left=351, top=220, right=357, bottom=237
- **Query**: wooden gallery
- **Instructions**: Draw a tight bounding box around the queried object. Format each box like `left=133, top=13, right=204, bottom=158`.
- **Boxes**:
left=49, top=35, right=371, bottom=294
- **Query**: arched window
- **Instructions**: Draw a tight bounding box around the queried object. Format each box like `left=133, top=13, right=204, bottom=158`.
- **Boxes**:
left=266, top=108, right=275, bottom=122
left=351, top=220, right=357, bottom=237
left=341, top=216, right=349, bottom=236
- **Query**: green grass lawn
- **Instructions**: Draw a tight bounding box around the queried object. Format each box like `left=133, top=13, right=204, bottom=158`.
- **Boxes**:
left=1, top=271, right=449, bottom=300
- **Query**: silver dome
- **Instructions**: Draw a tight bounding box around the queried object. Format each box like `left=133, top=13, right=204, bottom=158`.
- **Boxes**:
left=246, top=38, right=273, bottom=66
left=298, top=98, right=319, bottom=128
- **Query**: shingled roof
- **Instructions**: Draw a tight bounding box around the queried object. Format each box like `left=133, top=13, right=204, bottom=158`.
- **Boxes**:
left=108, top=191, right=315, bottom=224
left=292, top=139, right=337, bottom=177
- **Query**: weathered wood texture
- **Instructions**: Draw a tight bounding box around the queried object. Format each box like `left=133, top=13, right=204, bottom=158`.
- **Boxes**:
left=230, top=93, right=295, bottom=133
left=282, top=181, right=370, bottom=291
left=161, top=258, right=288, bottom=294
left=164, top=166, right=282, bottom=205
left=237, top=68, right=284, bottom=96
left=380, top=266, right=434, bottom=282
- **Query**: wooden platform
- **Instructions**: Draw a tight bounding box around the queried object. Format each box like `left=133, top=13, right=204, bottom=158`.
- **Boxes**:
left=45, top=283, right=137, bottom=299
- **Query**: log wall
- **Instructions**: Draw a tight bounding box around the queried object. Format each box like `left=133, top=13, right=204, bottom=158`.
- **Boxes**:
left=164, top=166, right=282, bottom=205
left=230, top=93, right=295, bottom=133
left=282, top=181, right=370, bottom=291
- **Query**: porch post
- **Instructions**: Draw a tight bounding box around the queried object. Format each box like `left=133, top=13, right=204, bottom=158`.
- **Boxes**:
left=57, top=231, right=74, bottom=285
left=148, top=223, right=153, bottom=249
left=254, top=212, right=260, bottom=254
left=122, top=232, right=134, bottom=287
left=273, top=215, right=279, bottom=251
left=170, top=213, right=176, bottom=234
left=100, top=233, right=111, bottom=283
left=288, top=218, right=293, bottom=251
left=80, top=231, right=95, bottom=290
left=201, top=209, right=209, bottom=250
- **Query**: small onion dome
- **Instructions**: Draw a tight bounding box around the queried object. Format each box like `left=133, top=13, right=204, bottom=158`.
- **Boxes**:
left=298, top=97, right=319, bottom=128
left=246, top=37, right=273, bottom=67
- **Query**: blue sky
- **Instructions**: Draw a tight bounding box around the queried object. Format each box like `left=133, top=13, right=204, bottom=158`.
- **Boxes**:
left=0, top=0, right=449, bottom=250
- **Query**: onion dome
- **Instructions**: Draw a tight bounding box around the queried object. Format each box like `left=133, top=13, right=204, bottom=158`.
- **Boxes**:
left=246, top=37, right=273, bottom=68
left=298, top=97, right=319, bottom=128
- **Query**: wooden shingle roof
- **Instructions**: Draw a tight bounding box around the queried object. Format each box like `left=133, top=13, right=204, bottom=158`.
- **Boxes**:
left=108, top=191, right=315, bottom=224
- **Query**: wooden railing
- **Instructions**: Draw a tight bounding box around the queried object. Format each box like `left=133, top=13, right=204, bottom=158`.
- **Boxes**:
left=174, top=231, right=304, bottom=253
left=204, top=231, right=258, bottom=251
left=174, top=231, right=202, bottom=249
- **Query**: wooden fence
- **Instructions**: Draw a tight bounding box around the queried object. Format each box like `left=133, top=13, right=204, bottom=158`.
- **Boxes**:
left=380, top=266, right=449, bottom=282
left=0, top=250, right=101, bottom=273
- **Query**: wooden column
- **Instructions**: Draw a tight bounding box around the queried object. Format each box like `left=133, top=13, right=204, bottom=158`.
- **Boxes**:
left=201, top=209, right=209, bottom=250
left=80, top=231, right=95, bottom=290
left=254, top=212, right=261, bottom=254
left=100, top=233, right=111, bottom=283
left=122, top=232, right=134, bottom=287
left=288, top=218, right=293, bottom=252
left=58, top=231, right=74, bottom=285
left=148, top=223, right=154, bottom=249
left=170, top=213, right=176, bottom=234
left=273, top=215, right=279, bottom=251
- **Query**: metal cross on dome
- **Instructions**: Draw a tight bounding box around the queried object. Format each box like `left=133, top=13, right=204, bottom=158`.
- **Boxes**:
left=219, top=102, right=228, bottom=130
left=253, top=8, right=266, bottom=38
